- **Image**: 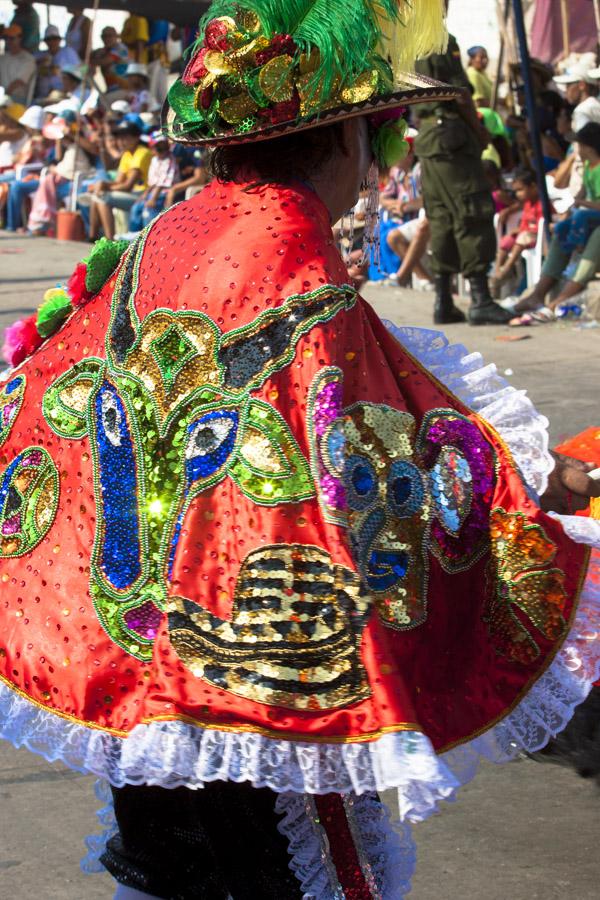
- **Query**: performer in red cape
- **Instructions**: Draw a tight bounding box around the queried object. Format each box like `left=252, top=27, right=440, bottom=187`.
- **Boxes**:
left=1, top=2, right=600, bottom=897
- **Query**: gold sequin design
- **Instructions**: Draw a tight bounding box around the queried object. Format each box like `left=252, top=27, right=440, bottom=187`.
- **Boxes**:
left=486, top=508, right=568, bottom=663
left=167, top=544, right=372, bottom=710
left=341, top=403, right=432, bottom=630
left=124, top=310, right=222, bottom=431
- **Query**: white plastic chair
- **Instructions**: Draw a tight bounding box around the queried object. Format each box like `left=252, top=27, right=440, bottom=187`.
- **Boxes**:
left=522, top=218, right=546, bottom=288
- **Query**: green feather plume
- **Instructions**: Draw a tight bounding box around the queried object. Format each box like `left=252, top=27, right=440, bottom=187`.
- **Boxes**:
left=198, top=0, right=403, bottom=97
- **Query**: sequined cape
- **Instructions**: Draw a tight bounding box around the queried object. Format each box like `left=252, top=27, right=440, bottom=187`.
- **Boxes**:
left=0, top=181, right=596, bottom=790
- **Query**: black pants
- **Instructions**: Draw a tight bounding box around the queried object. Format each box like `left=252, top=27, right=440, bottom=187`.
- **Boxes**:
left=101, top=781, right=304, bottom=899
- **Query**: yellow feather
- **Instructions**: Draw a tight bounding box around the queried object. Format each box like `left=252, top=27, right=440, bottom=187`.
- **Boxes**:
left=374, top=0, right=448, bottom=78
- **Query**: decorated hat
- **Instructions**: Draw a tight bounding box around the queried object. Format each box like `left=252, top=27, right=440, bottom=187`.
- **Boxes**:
left=164, top=0, right=459, bottom=146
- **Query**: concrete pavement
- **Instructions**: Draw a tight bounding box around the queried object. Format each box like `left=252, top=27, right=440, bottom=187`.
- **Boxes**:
left=0, top=231, right=599, bottom=898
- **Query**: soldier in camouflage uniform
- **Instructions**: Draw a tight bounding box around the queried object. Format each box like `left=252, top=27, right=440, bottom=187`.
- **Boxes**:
left=415, top=29, right=512, bottom=325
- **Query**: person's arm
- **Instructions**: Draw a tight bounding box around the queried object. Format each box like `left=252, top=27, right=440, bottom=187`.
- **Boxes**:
left=551, top=155, right=575, bottom=190
left=112, top=167, right=142, bottom=192
left=164, top=167, right=207, bottom=205
left=0, top=115, right=23, bottom=143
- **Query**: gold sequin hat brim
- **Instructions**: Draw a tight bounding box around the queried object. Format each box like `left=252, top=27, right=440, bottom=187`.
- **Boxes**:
left=162, top=73, right=461, bottom=147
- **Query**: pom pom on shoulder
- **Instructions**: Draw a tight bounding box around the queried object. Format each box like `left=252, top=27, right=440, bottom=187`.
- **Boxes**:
left=84, top=237, right=130, bottom=297
left=36, top=288, right=72, bottom=339
left=1, top=236, right=132, bottom=370
left=2, top=316, right=43, bottom=368
left=67, top=262, right=93, bottom=308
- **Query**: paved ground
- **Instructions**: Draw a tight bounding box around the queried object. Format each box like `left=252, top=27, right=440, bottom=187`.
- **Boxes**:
left=1, top=231, right=599, bottom=898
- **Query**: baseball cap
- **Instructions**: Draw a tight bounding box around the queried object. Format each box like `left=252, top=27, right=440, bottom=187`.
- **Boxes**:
left=555, top=61, right=598, bottom=85
left=111, top=99, right=132, bottom=115
left=148, top=130, right=169, bottom=147
left=125, top=63, right=149, bottom=79
left=44, top=25, right=61, bottom=40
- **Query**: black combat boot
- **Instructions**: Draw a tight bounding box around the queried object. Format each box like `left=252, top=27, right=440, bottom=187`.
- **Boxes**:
left=433, top=274, right=466, bottom=324
left=467, top=273, right=513, bottom=325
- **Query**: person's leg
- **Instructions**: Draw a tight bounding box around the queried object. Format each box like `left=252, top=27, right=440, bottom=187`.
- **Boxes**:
left=548, top=224, right=600, bottom=308
left=95, top=199, right=116, bottom=241
left=5, top=179, right=38, bottom=231
left=395, top=219, right=431, bottom=283
left=387, top=227, right=410, bottom=283
left=419, top=157, right=465, bottom=324
left=513, top=235, right=569, bottom=311
left=496, top=243, right=525, bottom=282
left=567, top=207, right=600, bottom=250
left=102, top=781, right=304, bottom=900
left=128, top=200, right=145, bottom=233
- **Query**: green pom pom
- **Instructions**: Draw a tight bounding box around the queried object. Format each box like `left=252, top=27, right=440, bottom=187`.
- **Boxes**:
left=371, top=119, right=409, bottom=168
left=36, top=288, right=72, bottom=339
left=84, top=238, right=130, bottom=296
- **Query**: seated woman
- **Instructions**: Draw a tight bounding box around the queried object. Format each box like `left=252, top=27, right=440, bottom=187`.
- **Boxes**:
left=516, top=123, right=600, bottom=312
left=27, top=112, right=95, bottom=235
left=378, top=142, right=433, bottom=287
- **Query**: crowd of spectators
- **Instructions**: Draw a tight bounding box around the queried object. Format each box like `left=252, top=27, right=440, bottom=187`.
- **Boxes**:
left=0, top=3, right=207, bottom=238
left=344, top=45, right=600, bottom=320
left=1, top=4, right=600, bottom=319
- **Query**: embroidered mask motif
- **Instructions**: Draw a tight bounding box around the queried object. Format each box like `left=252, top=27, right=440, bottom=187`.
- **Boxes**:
left=308, top=369, right=499, bottom=630
left=0, top=375, right=26, bottom=448
left=43, top=238, right=356, bottom=660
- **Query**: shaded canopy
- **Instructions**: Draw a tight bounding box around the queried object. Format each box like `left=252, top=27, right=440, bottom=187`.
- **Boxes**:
left=531, top=0, right=598, bottom=63
left=46, top=1, right=210, bottom=28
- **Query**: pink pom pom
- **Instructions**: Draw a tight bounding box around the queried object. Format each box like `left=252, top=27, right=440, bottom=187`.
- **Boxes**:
left=67, top=262, right=92, bottom=307
left=2, top=316, right=43, bottom=368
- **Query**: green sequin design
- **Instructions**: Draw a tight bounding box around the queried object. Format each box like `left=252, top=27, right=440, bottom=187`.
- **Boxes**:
left=43, top=226, right=352, bottom=659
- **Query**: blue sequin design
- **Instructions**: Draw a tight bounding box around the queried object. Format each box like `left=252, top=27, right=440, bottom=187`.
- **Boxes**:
left=0, top=457, right=20, bottom=513
left=5, top=377, right=23, bottom=396
left=344, top=454, right=378, bottom=511
left=387, top=460, right=425, bottom=519
left=95, top=381, right=142, bottom=591
left=366, top=549, right=410, bottom=591
left=185, top=409, right=239, bottom=485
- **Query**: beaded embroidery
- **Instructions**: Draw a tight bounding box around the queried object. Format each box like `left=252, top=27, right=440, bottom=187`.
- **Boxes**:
left=307, top=379, right=500, bottom=630
left=41, top=249, right=358, bottom=659
left=0, top=375, right=26, bottom=447
left=168, top=543, right=372, bottom=710
left=0, top=448, right=60, bottom=557
left=486, top=508, right=568, bottom=663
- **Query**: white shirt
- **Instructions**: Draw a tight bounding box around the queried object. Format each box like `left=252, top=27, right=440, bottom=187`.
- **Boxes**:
left=0, top=133, right=26, bottom=168
left=0, top=50, right=37, bottom=104
left=572, top=96, right=600, bottom=132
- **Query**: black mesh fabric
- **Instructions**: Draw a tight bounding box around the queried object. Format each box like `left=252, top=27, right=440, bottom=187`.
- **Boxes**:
left=101, top=780, right=305, bottom=899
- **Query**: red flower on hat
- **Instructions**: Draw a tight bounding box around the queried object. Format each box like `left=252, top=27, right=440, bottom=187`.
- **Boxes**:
left=205, top=18, right=231, bottom=51
left=255, top=34, right=296, bottom=66
left=182, top=47, right=209, bottom=86
left=260, top=93, right=300, bottom=125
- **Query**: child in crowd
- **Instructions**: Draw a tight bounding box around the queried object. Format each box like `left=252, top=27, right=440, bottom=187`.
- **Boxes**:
left=125, top=63, right=155, bottom=114
left=128, top=132, right=178, bottom=232
left=494, top=168, right=545, bottom=285
left=482, top=159, right=514, bottom=214
left=553, top=122, right=600, bottom=253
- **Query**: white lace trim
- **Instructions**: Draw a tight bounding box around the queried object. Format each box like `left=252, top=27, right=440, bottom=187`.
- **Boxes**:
left=275, top=792, right=416, bottom=900
left=388, top=324, right=554, bottom=497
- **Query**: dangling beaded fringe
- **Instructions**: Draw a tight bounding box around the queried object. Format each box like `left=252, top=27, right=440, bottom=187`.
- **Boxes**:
left=338, top=209, right=356, bottom=264
left=360, top=160, right=380, bottom=268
